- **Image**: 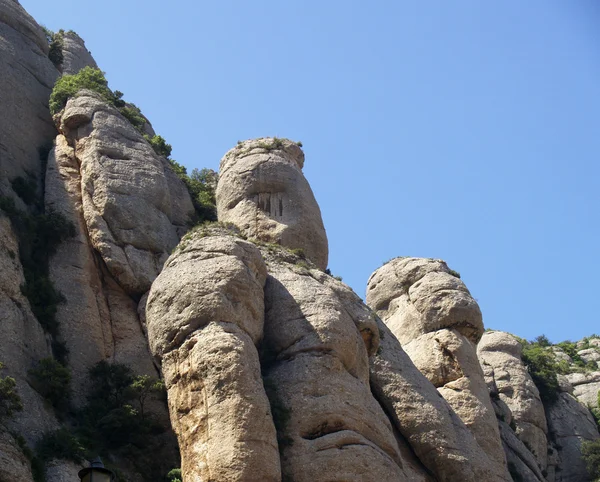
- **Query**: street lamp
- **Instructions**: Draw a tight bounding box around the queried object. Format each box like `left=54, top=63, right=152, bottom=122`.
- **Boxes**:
left=78, top=457, right=115, bottom=482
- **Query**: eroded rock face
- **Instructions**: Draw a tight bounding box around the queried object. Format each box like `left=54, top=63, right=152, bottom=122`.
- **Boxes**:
left=45, top=135, right=161, bottom=405
left=478, top=331, right=548, bottom=470
left=60, top=30, right=98, bottom=75
left=0, top=432, right=34, bottom=482
left=547, top=392, right=599, bottom=482
left=0, top=0, right=58, bottom=203
left=567, top=371, right=600, bottom=409
left=57, top=91, right=193, bottom=296
left=0, top=215, right=59, bottom=443
left=259, top=249, right=412, bottom=481
left=146, top=227, right=280, bottom=481
left=371, top=316, right=511, bottom=482
left=367, top=257, right=510, bottom=480
left=216, top=138, right=328, bottom=270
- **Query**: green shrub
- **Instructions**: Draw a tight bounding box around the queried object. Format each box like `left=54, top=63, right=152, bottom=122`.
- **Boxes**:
left=36, top=428, right=85, bottom=464
left=533, top=335, right=551, bottom=347
left=28, top=358, right=71, bottom=410
left=42, top=27, right=64, bottom=67
left=76, top=361, right=168, bottom=480
left=49, top=67, right=113, bottom=115
left=145, top=135, right=172, bottom=158
left=581, top=438, right=600, bottom=480
left=0, top=363, right=23, bottom=419
left=447, top=268, right=461, bottom=279
left=79, top=361, right=165, bottom=450
left=120, top=104, right=146, bottom=132
left=168, top=165, right=218, bottom=224
left=166, top=468, right=182, bottom=482
left=521, top=341, right=560, bottom=404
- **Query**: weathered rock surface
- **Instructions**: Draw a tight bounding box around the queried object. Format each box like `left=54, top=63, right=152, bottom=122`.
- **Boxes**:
left=57, top=91, right=193, bottom=296
left=59, top=30, right=97, bottom=75
left=567, top=371, right=600, bottom=408
left=260, top=249, right=412, bottom=481
left=371, top=316, right=510, bottom=482
left=478, top=331, right=548, bottom=469
left=0, top=215, right=59, bottom=442
left=45, top=131, right=165, bottom=406
left=216, top=138, right=328, bottom=270
left=367, top=257, right=510, bottom=480
left=146, top=227, right=280, bottom=481
left=547, top=392, right=599, bottom=482
left=0, top=0, right=58, bottom=203
left=497, top=421, right=546, bottom=482
left=0, top=431, right=34, bottom=482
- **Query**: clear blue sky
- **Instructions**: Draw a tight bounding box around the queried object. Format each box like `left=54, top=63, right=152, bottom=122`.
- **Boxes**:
left=23, top=0, right=600, bottom=343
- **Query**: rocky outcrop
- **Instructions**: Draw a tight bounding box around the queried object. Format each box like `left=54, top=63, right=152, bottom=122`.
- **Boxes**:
left=60, top=30, right=97, bottom=75
left=146, top=226, right=280, bottom=481
left=259, top=249, right=412, bottom=481
left=567, top=371, right=600, bottom=408
left=367, top=257, right=511, bottom=481
left=370, top=316, right=512, bottom=482
left=45, top=133, right=160, bottom=404
left=0, top=214, right=59, bottom=443
left=216, top=138, right=328, bottom=270
left=478, top=331, right=549, bottom=470
left=56, top=91, right=193, bottom=296
left=0, top=0, right=58, bottom=203
left=547, top=392, right=599, bottom=481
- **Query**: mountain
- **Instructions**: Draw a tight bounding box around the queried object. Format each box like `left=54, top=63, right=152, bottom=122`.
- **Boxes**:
left=1, top=1, right=599, bottom=480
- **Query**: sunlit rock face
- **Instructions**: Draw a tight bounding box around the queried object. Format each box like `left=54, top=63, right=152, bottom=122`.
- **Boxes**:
left=216, top=137, right=328, bottom=270
left=367, top=257, right=511, bottom=480
left=478, top=331, right=549, bottom=471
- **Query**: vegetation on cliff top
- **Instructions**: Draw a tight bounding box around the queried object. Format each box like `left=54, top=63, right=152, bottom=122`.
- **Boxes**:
left=49, top=67, right=217, bottom=223
left=519, top=334, right=600, bottom=405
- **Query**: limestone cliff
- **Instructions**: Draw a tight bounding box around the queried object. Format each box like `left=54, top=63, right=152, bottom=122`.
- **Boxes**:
left=1, top=1, right=600, bottom=481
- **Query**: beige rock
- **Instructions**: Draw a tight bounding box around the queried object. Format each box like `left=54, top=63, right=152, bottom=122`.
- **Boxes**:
left=46, top=136, right=157, bottom=406
left=497, top=421, right=546, bottom=482
left=216, top=138, right=328, bottom=270
left=478, top=331, right=548, bottom=469
left=0, top=0, right=58, bottom=204
left=367, top=258, right=483, bottom=345
left=57, top=91, right=192, bottom=296
left=578, top=348, right=600, bottom=365
left=367, top=257, right=510, bottom=480
left=547, top=392, right=600, bottom=482
left=146, top=228, right=280, bottom=481
left=371, top=316, right=511, bottom=481
left=260, top=250, right=411, bottom=481
left=60, top=30, right=97, bottom=75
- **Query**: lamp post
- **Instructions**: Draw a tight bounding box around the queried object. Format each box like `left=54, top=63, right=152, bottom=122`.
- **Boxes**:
left=78, top=457, right=115, bottom=482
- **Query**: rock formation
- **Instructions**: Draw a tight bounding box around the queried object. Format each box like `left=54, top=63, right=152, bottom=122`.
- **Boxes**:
left=367, top=257, right=511, bottom=480
left=2, top=1, right=600, bottom=480
left=478, top=331, right=548, bottom=481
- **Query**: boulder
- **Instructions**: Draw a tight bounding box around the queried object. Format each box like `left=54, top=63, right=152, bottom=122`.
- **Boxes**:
left=216, top=138, right=328, bottom=270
